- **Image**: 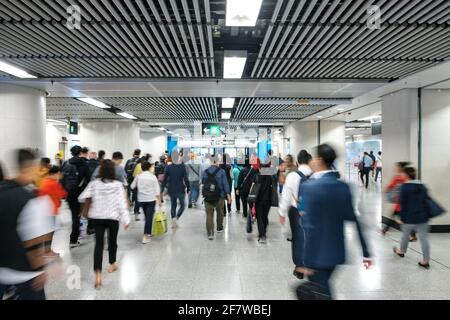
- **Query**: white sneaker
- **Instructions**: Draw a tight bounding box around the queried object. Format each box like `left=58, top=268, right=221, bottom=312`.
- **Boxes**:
left=172, top=219, right=178, bottom=229
left=142, top=237, right=151, bottom=244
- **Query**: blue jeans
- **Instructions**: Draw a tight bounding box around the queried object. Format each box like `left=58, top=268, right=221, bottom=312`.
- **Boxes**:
left=142, top=201, right=156, bottom=235
left=189, top=181, right=200, bottom=205
left=170, top=193, right=186, bottom=219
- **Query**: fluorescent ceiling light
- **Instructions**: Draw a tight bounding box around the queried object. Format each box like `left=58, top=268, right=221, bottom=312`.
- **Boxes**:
left=224, top=51, right=247, bottom=79
left=167, top=131, right=174, bottom=135
left=317, top=116, right=323, bottom=119
left=358, top=115, right=381, bottom=121
left=222, top=98, right=235, bottom=109
left=226, top=0, right=263, bottom=26
left=0, top=60, right=36, bottom=78
left=345, top=128, right=355, bottom=131
left=117, top=112, right=137, bottom=120
left=47, top=119, right=67, bottom=125
left=77, top=97, right=110, bottom=109
left=222, top=112, right=232, bottom=120
left=158, top=127, right=166, bottom=131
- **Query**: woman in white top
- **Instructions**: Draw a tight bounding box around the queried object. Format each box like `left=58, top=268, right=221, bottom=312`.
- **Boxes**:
left=278, top=150, right=313, bottom=280
left=130, top=161, right=161, bottom=244
left=78, top=160, right=130, bottom=289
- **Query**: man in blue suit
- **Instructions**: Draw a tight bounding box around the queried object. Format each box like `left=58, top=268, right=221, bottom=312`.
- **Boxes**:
left=298, top=144, right=372, bottom=299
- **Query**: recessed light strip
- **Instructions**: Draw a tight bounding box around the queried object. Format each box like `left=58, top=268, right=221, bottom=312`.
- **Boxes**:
left=77, top=97, right=110, bottom=109
left=0, top=60, right=37, bottom=78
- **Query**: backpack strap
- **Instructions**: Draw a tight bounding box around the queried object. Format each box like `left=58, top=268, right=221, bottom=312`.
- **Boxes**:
left=207, top=167, right=220, bottom=177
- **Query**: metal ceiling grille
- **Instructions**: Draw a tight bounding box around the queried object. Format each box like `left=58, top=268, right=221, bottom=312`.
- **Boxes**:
left=96, top=96, right=218, bottom=121
left=251, top=0, right=450, bottom=80
left=233, top=97, right=344, bottom=121
left=46, top=97, right=123, bottom=120
left=0, top=0, right=215, bottom=78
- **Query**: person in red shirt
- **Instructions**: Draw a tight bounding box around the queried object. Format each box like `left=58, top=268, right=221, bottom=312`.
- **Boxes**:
left=38, top=165, right=67, bottom=257
left=381, top=161, right=416, bottom=241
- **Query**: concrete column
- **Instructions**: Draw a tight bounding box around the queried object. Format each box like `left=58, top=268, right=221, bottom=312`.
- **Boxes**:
left=284, top=120, right=346, bottom=173
left=381, top=89, right=419, bottom=225
left=78, top=122, right=140, bottom=159
left=0, top=84, right=46, bottom=175
left=421, top=89, right=450, bottom=229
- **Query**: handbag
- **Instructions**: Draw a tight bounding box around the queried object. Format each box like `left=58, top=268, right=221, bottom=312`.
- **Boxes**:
left=247, top=176, right=261, bottom=204
left=152, top=211, right=168, bottom=236
left=425, top=197, right=445, bottom=218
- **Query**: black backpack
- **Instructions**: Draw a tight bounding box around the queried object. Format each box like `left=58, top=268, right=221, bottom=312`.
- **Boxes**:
left=202, top=167, right=221, bottom=204
left=125, top=158, right=138, bottom=182
left=61, top=161, right=79, bottom=193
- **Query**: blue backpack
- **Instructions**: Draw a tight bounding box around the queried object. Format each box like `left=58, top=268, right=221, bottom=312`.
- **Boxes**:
left=296, top=171, right=309, bottom=212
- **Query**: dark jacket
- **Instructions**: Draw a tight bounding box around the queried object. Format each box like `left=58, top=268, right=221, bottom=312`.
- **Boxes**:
left=237, top=166, right=256, bottom=196
left=201, top=166, right=230, bottom=198
left=0, top=180, right=34, bottom=272
left=301, top=172, right=370, bottom=269
left=67, top=156, right=90, bottom=195
left=87, top=159, right=99, bottom=177
left=400, top=181, right=430, bottom=224
left=252, top=172, right=274, bottom=204
left=161, top=163, right=190, bottom=195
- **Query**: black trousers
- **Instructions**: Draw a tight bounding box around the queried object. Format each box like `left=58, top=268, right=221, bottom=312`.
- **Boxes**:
left=1, top=278, right=46, bottom=300
left=67, top=193, right=81, bottom=243
left=241, top=194, right=249, bottom=217
left=308, top=267, right=336, bottom=300
left=234, top=189, right=241, bottom=212
left=223, top=201, right=232, bottom=215
left=288, top=206, right=304, bottom=267
left=360, top=168, right=370, bottom=188
left=255, top=201, right=271, bottom=238
left=92, top=219, right=119, bottom=271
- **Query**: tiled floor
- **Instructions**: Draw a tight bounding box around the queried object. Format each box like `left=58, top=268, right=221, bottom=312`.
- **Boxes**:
left=45, top=178, right=450, bottom=300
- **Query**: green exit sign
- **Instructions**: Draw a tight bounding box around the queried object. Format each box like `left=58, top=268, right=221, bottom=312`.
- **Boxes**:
left=210, top=125, right=220, bottom=136
left=69, top=121, right=78, bottom=135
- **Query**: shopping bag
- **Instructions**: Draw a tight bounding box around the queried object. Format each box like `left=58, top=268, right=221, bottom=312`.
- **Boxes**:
left=152, top=211, right=168, bottom=236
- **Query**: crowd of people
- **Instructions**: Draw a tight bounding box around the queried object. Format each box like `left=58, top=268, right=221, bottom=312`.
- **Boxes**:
left=0, top=142, right=442, bottom=300
left=358, top=150, right=382, bottom=188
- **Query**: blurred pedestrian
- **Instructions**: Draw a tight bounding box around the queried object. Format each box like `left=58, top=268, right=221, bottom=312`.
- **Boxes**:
left=186, top=153, right=201, bottom=208
left=34, top=157, right=51, bottom=188
left=359, top=152, right=373, bottom=189
left=0, top=149, right=54, bottom=300
left=97, top=150, right=106, bottom=163
left=374, top=151, right=382, bottom=182
left=87, top=151, right=99, bottom=177
left=278, top=150, right=312, bottom=279
left=393, top=166, right=431, bottom=269
left=37, top=165, right=67, bottom=257
left=298, top=144, right=372, bottom=300
left=78, top=160, right=130, bottom=289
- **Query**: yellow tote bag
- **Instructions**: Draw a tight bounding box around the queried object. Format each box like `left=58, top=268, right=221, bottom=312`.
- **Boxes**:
left=152, top=211, right=167, bottom=236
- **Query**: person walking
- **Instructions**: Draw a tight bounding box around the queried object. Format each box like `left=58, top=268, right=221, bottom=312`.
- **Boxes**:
left=201, top=158, right=231, bottom=240
left=374, top=151, right=382, bottom=182
left=393, top=166, right=431, bottom=269
left=186, top=153, right=201, bottom=208
left=161, top=152, right=190, bottom=229
left=78, top=160, right=130, bottom=289
left=382, top=162, right=414, bottom=239
left=369, top=151, right=376, bottom=178
left=61, top=145, right=90, bottom=248
left=249, top=157, right=276, bottom=244
left=34, top=157, right=51, bottom=188
left=125, top=149, right=141, bottom=200
left=0, top=149, right=54, bottom=300
left=37, top=165, right=67, bottom=257
left=297, top=144, right=372, bottom=300
left=130, top=161, right=161, bottom=244
left=87, top=151, right=99, bottom=177
left=221, top=159, right=233, bottom=216
left=232, top=163, right=243, bottom=214
left=359, top=152, right=373, bottom=189
left=278, top=150, right=312, bottom=279
left=236, top=161, right=256, bottom=219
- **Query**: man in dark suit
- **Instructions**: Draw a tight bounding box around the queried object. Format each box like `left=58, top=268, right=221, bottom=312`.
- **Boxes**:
left=298, top=144, right=372, bottom=299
